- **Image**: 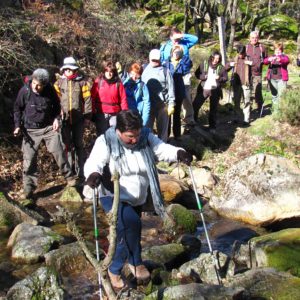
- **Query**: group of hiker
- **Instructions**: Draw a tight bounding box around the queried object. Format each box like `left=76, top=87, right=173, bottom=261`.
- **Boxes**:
left=13, top=26, right=292, bottom=290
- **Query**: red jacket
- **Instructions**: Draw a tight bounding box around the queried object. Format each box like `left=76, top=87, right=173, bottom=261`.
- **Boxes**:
left=91, top=76, right=128, bottom=114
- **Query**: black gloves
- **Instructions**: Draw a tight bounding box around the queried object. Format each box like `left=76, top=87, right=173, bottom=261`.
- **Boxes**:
left=86, top=172, right=101, bottom=188
left=177, top=150, right=193, bottom=166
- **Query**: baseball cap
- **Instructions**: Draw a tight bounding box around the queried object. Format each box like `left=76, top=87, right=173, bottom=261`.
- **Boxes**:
left=149, top=49, right=161, bottom=61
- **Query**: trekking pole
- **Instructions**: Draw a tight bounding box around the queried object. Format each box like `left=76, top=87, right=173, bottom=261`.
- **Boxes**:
left=188, top=166, right=222, bottom=285
left=92, top=188, right=103, bottom=300
left=259, top=102, right=264, bottom=118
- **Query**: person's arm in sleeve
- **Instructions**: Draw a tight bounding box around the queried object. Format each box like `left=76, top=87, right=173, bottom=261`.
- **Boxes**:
left=218, top=66, right=228, bottom=84
left=118, top=82, right=129, bottom=110
left=141, top=83, right=151, bottom=126
left=148, top=133, right=181, bottom=162
left=91, top=78, right=99, bottom=114
left=13, top=87, right=26, bottom=134
left=278, top=55, right=289, bottom=66
left=182, top=33, right=198, bottom=49
left=166, top=69, right=175, bottom=106
left=84, top=135, right=110, bottom=178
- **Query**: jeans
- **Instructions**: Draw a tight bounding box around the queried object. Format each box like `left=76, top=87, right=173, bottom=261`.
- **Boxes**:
left=100, top=196, right=143, bottom=275
left=269, top=79, right=287, bottom=108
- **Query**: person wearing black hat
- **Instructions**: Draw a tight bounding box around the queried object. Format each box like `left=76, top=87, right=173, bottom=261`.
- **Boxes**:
left=54, top=57, right=92, bottom=183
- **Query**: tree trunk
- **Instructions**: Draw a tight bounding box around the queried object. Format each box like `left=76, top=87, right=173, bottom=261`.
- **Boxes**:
left=228, top=0, right=238, bottom=50
left=297, top=27, right=300, bottom=53
left=218, top=16, right=227, bottom=65
left=184, top=0, right=189, bottom=33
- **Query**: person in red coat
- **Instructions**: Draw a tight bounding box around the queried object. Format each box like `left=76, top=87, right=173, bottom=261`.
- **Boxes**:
left=91, top=60, right=128, bottom=136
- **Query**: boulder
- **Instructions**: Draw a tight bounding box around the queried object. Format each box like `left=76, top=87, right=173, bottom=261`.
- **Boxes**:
left=6, top=266, right=64, bottom=300
left=227, top=267, right=300, bottom=299
left=0, top=193, right=45, bottom=232
left=59, top=186, right=83, bottom=202
left=249, top=228, right=300, bottom=277
left=159, top=174, right=189, bottom=202
left=144, top=282, right=244, bottom=300
left=210, top=154, right=300, bottom=226
left=186, top=167, right=218, bottom=199
left=178, top=251, right=234, bottom=284
left=142, top=243, right=186, bottom=269
left=45, top=241, right=93, bottom=276
left=164, top=204, right=197, bottom=234
left=7, top=223, right=64, bottom=264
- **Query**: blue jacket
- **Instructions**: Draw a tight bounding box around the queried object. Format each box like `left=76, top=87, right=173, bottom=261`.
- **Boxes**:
left=123, top=78, right=151, bottom=127
left=160, top=33, right=198, bottom=62
left=163, top=56, right=193, bottom=98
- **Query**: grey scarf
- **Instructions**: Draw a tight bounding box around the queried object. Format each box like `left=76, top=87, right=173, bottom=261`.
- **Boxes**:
left=105, top=127, right=166, bottom=218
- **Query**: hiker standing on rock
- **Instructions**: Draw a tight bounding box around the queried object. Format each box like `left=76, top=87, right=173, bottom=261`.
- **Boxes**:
left=160, top=26, right=198, bottom=130
left=226, top=45, right=253, bottom=127
left=123, top=63, right=151, bottom=127
left=263, top=42, right=289, bottom=111
left=13, top=68, right=75, bottom=200
left=162, top=45, right=193, bottom=140
left=142, top=49, right=175, bottom=142
left=54, top=57, right=92, bottom=183
left=91, top=60, right=128, bottom=137
left=84, top=109, right=193, bottom=289
left=246, top=31, right=267, bottom=112
left=193, top=50, right=228, bottom=133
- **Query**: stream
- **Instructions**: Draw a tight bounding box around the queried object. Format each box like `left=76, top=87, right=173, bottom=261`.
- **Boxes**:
left=0, top=198, right=268, bottom=299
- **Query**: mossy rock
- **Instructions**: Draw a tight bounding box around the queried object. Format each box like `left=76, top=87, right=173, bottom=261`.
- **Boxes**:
left=165, top=204, right=197, bottom=234
left=142, top=243, right=185, bottom=266
left=250, top=228, right=300, bottom=277
left=60, top=187, right=82, bottom=202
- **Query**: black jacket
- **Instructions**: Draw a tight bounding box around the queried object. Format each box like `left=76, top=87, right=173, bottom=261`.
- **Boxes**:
left=14, top=82, right=61, bottom=129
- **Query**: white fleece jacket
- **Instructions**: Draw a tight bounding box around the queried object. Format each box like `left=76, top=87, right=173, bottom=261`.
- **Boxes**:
left=84, top=133, right=181, bottom=206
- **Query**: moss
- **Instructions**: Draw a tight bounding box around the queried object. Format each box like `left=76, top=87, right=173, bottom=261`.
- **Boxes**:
left=171, top=205, right=197, bottom=233
left=252, top=229, right=300, bottom=277
left=248, top=115, right=273, bottom=137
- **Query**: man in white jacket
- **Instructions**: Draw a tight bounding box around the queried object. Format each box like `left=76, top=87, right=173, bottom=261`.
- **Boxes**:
left=84, top=109, right=192, bottom=289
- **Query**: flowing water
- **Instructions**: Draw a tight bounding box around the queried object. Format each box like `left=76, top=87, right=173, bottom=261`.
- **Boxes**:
left=0, top=199, right=268, bottom=299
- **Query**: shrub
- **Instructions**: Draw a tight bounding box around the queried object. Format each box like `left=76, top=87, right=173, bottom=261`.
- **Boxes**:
left=274, top=89, right=300, bottom=126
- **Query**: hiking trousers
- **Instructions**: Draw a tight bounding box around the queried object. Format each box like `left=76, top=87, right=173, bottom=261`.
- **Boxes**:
left=149, top=101, right=169, bottom=142
left=269, top=79, right=287, bottom=108
left=22, top=126, right=72, bottom=194
left=182, top=75, right=195, bottom=126
left=100, top=196, right=143, bottom=275
left=61, top=120, right=85, bottom=179
left=193, top=87, right=221, bottom=129
left=233, top=84, right=251, bottom=123
left=251, top=75, right=263, bottom=110
left=94, top=113, right=117, bottom=137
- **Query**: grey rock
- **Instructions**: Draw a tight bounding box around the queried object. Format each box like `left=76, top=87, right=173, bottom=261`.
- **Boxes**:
left=210, top=154, right=300, bottom=226
left=7, top=223, right=63, bottom=264
left=6, top=266, right=64, bottom=300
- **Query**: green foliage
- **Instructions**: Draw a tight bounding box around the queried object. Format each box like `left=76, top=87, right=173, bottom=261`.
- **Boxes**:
left=164, top=12, right=184, bottom=26
left=170, top=205, right=197, bottom=233
left=257, top=14, right=298, bottom=39
left=248, top=115, right=273, bottom=137
left=274, top=89, right=300, bottom=126
left=255, top=137, right=287, bottom=157
left=145, top=0, right=162, bottom=11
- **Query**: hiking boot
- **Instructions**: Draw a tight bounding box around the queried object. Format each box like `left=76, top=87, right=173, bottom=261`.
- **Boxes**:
left=128, top=264, right=150, bottom=284
left=108, top=270, right=125, bottom=289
